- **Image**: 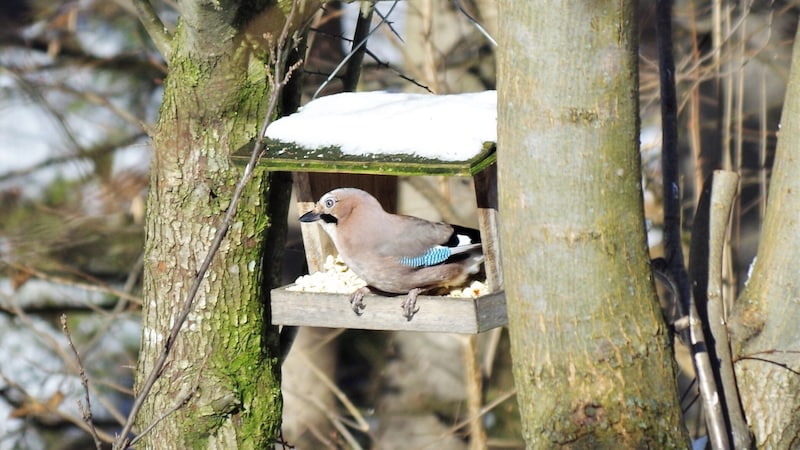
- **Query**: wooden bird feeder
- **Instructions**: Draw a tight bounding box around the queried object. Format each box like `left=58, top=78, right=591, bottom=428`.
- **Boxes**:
left=233, top=91, right=505, bottom=334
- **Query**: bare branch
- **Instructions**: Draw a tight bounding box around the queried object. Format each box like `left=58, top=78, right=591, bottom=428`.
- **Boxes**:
left=3, top=294, right=77, bottom=367
left=61, top=314, right=104, bottom=450
left=735, top=353, right=800, bottom=377
left=131, top=0, right=172, bottom=58
left=294, top=350, right=370, bottom=432
left=128, top=388, right=196, bottom=447
left=364, top=48, right=433, bottom=93
left=442, top=388, right=517, bottom=437
left=81, top=252, right=145, bottom=356
left=372, top=4, right=403, bottom=43
left=451, top=0, right=496, bottom=47
left=312, top=0, right=401, bottom=99
left=128, top=355, right=207, bottom=448
left=0, top=370, right=116, bottom=442
left=304, top=23, right=431, bottom=92
left=699, top=171, right=753, bottom=448
left=286, top=386, right=363, bottom=450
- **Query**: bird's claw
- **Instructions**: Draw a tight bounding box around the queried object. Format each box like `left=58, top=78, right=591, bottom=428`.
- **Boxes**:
left=350, top=287, right=369, bottom=316
left=401, top=301, right=419, bottom=321
left=351, top=297, right=366, bottom=315
left=401, top=288, right=422, bottom=321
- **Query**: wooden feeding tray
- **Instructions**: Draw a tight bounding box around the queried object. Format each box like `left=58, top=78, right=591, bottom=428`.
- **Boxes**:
left=270, top=287, right=506, bottom=334
left=232, top=91, right=505, bottom=333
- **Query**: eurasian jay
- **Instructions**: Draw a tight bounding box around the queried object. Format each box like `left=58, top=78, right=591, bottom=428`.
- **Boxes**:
left=299, top=188, right=484, bottom=320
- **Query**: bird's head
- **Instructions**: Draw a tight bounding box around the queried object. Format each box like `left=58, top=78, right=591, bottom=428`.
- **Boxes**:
left=299, top=188, right=381, bottom=226
left=299, top=191, right=339, bottom=225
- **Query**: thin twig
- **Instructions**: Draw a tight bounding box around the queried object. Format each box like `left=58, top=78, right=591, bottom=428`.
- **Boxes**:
left=53, top=83, right=152, bottom=133
left=296, top=350, right=370, bottom=432
left=0, top=304, right=122, bottom=438
left=4, top=293, right=77, bottom=370
left=0, top=307, right=127, bottom=436
left=679, top=376, right=700, bottom=413
left=82, top=252, right=145, bottom=357
left=128, top=389, right=195, bottom=447
left=736, top=356, right=800, bottom=376
left=0, top=370, right=117, bottom=442
left=442, top=388, right=516, bottom=437
left=61, top=314, right=104, bottom=450
left=112, top=3, right=303, bottom=448
left=302, top=25, right=431, bottom=92
left=312, top=0, right=401, bottom=99
left=364, top=48, right=433, bottom=92
left=128, top=355, right=207, bottom=447
left=735, top=349, right=800, bottom=376
left=451, top=0, right=497, bottom=47
left=93, top=388, right=128, bottom=426
left=288, top=387, right=363, bottom=450
left=372, top=4, right=404, bottom=43
left=2, top=67, right=84, bottom=156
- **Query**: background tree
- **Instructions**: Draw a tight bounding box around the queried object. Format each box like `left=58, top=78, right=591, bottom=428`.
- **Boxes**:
left=729, top=21, right=800, bottom=448
left=127, top=1, right=319, bottom=447
left=496, top=1, right=687, bottom=446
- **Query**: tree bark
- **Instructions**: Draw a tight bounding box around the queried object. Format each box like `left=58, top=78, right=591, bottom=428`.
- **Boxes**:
left=496, top=1, right=688, bottom=447
left=135, top=2, right=316, bottom=447
left=729, top=22, right=800, bottom=449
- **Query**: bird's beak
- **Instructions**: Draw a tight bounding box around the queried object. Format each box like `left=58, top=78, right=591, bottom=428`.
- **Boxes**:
left=299, top=210, right=321, bottom=223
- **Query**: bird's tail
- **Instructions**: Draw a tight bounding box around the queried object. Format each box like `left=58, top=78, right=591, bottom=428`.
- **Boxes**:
left=448, top=242, right=482, bottom=255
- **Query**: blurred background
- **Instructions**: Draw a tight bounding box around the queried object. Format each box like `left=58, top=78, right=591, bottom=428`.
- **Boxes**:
left=0, top=1, right=795, bottom=448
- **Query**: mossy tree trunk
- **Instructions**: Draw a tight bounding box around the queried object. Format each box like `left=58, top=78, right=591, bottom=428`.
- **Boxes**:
left=728, top=23, right=800, bottom=449
left=496, top=1, right=688, bottom=447
left=135, top=1, right=318, bottom=447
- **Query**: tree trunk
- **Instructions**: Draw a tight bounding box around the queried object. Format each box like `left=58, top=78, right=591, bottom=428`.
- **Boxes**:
left=135, top=3, right=313, bottom=447
left=729, top=22, right=800, bottom=449
left=496, top=1, right=687, bottom=447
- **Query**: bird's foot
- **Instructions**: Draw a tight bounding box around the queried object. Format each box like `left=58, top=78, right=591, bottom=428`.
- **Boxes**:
left=350, top=286, right=370, bottom=315
left=401, top=288, right=422, bottom=321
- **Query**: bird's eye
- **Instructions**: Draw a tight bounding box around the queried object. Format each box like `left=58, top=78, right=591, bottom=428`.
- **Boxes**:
left=324, top=198, right=336, bottom=208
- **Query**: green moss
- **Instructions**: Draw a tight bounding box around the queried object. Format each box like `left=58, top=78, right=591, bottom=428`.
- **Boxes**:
left=200, top=174, right=281, bottom=446
left=183, top=412, right=227, bottom=447
left=232, top=140, right=497, bottom=176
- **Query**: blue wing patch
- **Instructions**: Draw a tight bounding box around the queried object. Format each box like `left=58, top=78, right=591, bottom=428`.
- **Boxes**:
left=399, top=246, right=452, bottom=268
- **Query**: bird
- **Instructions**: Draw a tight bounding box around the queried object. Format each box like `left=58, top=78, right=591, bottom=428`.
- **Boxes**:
left=299, top=187, right=484, bottom=320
